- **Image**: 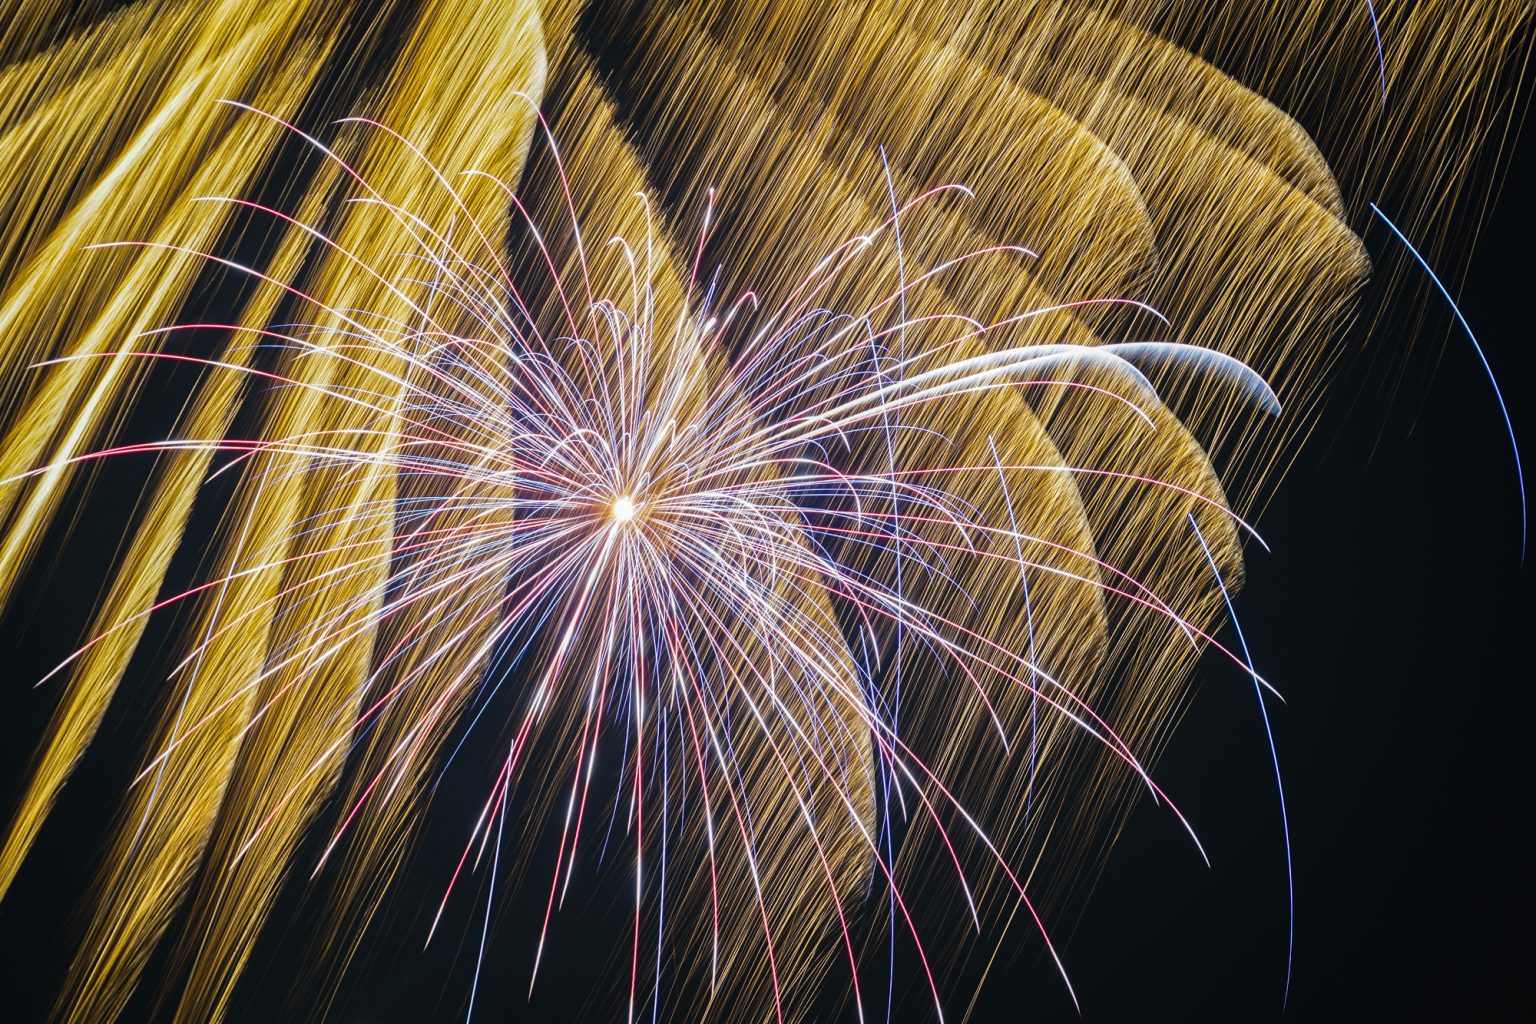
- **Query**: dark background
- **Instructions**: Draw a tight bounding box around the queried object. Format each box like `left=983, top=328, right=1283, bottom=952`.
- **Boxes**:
left=1019, top=126, right=1536, bottom=1020
left=1, top=23, right=1532, bottom=1024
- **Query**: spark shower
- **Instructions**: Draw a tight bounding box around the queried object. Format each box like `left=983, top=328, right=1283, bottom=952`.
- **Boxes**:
left=0, top=1, right=1527, bottom=1022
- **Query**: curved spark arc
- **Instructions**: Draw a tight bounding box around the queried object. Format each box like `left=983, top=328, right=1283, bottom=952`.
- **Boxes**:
left=1370, top=202, right=1527, bottom=560
left=1189, top=513, right=1295, bottom=1005
left=1365, top=1, right=1389, bottom=109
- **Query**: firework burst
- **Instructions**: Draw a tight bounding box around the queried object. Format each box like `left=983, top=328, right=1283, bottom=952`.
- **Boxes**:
left=14, top=101, right=1284, bottom=1022
left=0, top=2, right=1525, bottom=1022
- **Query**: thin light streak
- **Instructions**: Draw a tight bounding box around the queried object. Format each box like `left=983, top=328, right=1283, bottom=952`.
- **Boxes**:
left=1372, top=202, right=1526, bottom=560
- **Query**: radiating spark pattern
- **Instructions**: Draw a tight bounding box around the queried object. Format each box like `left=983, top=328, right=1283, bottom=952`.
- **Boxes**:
left=0, top=1, right=1527, bottom=1021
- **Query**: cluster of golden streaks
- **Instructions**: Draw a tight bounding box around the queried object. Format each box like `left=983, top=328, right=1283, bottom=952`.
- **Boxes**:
left=0, top=0, right=349, bottom=606
left=0, top=0, right=94, bottom=58
left=52, top=166, right=344, bottom=1024
left=0, top=2, right=167, bottom=267
left=0, top=0, right=1525, bottom=1021
left=558, top=0, right=1521, bottom=1008
left=1145, top=0, right=1529, bottom=209
left=731, top=0, right=1367, bottom=493
left=271, top=4, right=550, bottom=1016
left=607, top=0, right=1154, bottom=321
left=0, top=0, right=350, bottom=955
left=591, top=0, right=1240, bottom=972
left=0, top=156, right=340, bottom=902
left=317, top=45, right=878, bottom=1020
left=1139, top=0, right=1533, bottom=416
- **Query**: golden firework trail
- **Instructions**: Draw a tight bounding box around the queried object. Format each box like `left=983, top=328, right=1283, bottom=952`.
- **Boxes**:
left=0, top=1, right=1527, bottom=1021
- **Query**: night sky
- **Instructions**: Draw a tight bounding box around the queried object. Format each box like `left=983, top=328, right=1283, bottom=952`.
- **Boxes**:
left=1, top=14, right=1531, bottom=1023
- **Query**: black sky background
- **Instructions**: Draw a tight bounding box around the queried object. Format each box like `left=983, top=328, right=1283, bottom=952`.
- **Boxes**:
left=1, top=16, right=1533, bottom=1023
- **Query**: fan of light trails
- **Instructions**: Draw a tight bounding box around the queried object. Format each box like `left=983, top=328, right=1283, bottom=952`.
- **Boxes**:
left=16, top=110, right=1282, bottom=1023
left=1, top=2, right=1525, bottom=1021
